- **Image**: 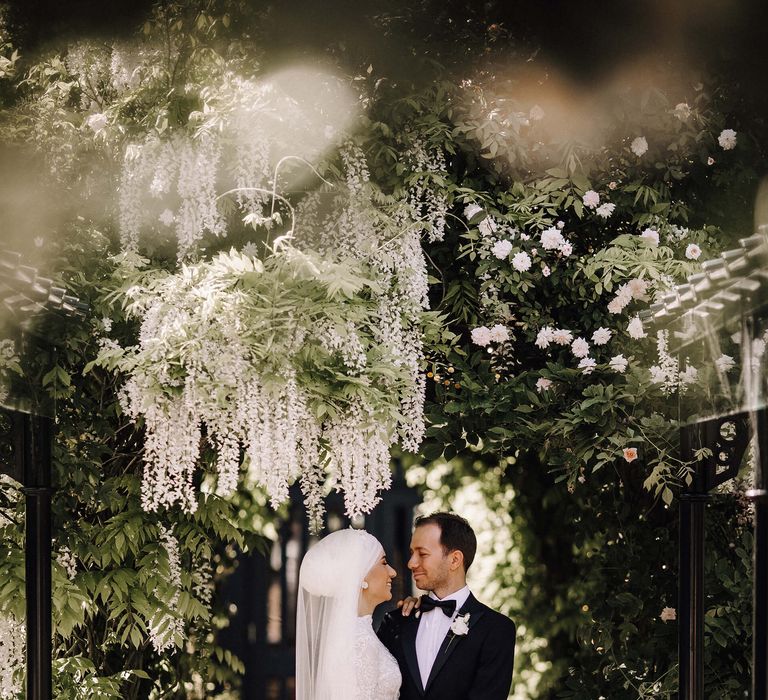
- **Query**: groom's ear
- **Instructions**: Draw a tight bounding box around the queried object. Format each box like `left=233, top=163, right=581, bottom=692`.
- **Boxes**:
left=448, top=549, right=464, bottom=572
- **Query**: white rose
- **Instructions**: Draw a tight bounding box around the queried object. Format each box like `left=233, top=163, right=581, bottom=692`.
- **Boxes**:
left=535, top=326, right=554, bottom=349
left=685, top=243, right=702, bottom=260
left=673, top=103, right=691, bottom=121
left=640, top=228, right=659, bottom=246
left=464, top=203, right=483, bottom=220
left=596, top=203, right=615, bottom=219
left=85, top=112, right=108, bottom=134
left=592, top=327, right=612, bottom=346
left=471, top=326, right=492, bottom=346
left=578, top=357, right=596, bottom=374
left=489, top=324, right=509, bottom=343
left=717, top=128, right=737, bottom=151
left=609, top=354, right=628, bottom=373
left=571, top=337, right=590, bottom=358
left=631, top=136, right=648, bottom=157
left=450, top=614, right=470, bottom=636
left=552, top=329, right=573, bottom=345
left=511, top=251, right=532, bottom=272
left=582, top=190, right=600, bottom=209
left=541, top=227, right=565, bottom=250
left=491, top=239, right=513, bottom=259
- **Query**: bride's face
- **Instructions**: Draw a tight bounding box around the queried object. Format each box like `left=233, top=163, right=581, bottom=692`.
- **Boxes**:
left=363, top=552, right=397, bottom=605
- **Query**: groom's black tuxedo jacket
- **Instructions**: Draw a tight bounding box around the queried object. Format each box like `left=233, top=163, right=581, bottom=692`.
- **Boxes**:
left=377, top=593, right=516, bottom=700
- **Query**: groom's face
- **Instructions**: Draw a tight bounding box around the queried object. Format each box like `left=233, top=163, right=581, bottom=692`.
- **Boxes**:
left=408, top=524, right=451, bottom=592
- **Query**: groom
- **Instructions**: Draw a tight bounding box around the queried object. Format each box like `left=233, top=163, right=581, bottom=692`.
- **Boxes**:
left=377, top=512, right=516, bottom=699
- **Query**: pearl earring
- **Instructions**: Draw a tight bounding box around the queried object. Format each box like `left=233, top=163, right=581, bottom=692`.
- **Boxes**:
left=361, top=581, right=369, bottom=589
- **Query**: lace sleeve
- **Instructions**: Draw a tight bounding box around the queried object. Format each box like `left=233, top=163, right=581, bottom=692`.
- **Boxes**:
left=354, top=625, right=381, bottom=700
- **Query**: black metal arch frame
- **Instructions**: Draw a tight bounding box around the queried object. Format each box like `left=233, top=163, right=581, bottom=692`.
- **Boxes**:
left=641, top=230, right=768, bottom=699
left=0, top=248, right=88, bottom=700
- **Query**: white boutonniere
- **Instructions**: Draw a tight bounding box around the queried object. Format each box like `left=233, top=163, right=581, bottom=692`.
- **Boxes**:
left=445, top=613, right=470, bottom=652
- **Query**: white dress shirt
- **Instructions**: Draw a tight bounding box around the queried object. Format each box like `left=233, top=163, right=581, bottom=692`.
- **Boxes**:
left=415, top=585, right=471, bottom=688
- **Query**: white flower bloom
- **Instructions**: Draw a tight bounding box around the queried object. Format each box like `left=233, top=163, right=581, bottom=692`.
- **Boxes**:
left=464, top=203, right=483, bottom=220
left=478, top=217, right=498, bottom=237
left=685, top=243, right=702, bottom=260
left=559, top=242, right=573, bottom=257
left=450, top=613, right=470, bottom=636
left=627, top=316, right=647, bottom=339
left=471, top=326, right=492, bottom=346
left=592, top=327, right=612, bottom=345
left=511, top=251, right=532, bottom=272
left=159, top=208, right=175, bottom=226
left=649, top=365, right=666, bottom=383
left=680, top=364, right=699, bottom=385
left=715, top=354, right=736, bottom=373
left=529, top=104, right=545, bottom=121
left=631, top=136, right=648, bottom=157
left=240, top=242, right=259, bottom=258
left=718, top=128, right=737, bottom=150
left=578, top=357, right=597, bottom=374
left=535, top=326, right=554, bottom=349
left=541, top=227, right=565, bottom=250
left=489, top=324, right=510, bottom=343
left=640, top=228, right=660, bottom=246
left=491, top=239, right=513, bottom=259
left=609, top=354, right=628, bottom=373
left=552, top=328, right=573, bottom=345
left=85, top=112, right=108, bottom=134
left=596, top=202, right=615, bottom=219
left=571, top=337, right=590, bottom=358
left=674, top=103, right=691, bottom=121
left=582, top=190, right=600, bottom=209
left=536, top=377, right=553, bottom=392
left=519, top=232, right=530, bottom=240
left=101, top=317, right=113, bottom=333
left=607, top=297, right=626, bottom=314
left=660, top=606, right=677, bottom=622
left=542, top=265, right=551, bottom=277
left=627, top=278, right=649, bottom=299
left=557, top=220, right=565, bottom=229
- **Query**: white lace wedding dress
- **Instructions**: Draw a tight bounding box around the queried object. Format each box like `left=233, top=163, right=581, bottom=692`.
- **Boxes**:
left=354, top=615, right=401, bottom=699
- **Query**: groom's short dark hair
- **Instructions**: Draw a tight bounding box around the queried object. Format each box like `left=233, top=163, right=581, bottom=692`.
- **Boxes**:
left=414, top=512, right=477, bottom=572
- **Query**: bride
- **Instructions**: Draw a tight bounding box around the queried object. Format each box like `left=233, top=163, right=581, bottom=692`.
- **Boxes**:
left=296, top=528, right=402, bottom=699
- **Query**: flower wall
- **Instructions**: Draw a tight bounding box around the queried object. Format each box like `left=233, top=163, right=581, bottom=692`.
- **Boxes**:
left=0, top=1, right=765, bottom=698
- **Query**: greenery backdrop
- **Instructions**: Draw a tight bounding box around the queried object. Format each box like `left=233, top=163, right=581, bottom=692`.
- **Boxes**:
left=0, top=1, right=765, bottom=698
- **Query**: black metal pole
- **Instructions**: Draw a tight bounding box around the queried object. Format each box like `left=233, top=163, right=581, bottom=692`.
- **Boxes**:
left=749, top=407, right=768, bottom=700
left=16, top=412, right=53, bottom=700
left=678, top=492, right=707, bottom=700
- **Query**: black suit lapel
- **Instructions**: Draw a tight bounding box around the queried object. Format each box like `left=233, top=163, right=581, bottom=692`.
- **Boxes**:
left=401, top=612, right=424, bottom=695
left=424, top=594, right=486, bottom=693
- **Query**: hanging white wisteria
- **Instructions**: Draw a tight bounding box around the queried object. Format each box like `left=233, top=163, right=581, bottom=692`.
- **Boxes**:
left=0, top=611, right=24, bottom=698
left=99, top=243, right=433, bottom=528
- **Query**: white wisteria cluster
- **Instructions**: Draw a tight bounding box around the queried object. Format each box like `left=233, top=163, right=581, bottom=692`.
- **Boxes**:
left=149, top=525, right=185, bottom=654
left=0, top=612, right=23, bottom=698
left=104, top=245, right=426, bottom=529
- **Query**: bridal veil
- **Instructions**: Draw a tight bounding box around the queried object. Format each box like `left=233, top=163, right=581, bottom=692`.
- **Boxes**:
left=295, top=528, right=384, bottom=699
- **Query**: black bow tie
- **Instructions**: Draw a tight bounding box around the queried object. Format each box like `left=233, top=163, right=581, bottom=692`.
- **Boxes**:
left=419, top=595, right=456, bottom=617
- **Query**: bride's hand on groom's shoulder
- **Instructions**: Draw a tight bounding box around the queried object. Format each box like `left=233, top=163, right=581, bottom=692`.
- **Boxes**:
left=396, top=595, right=421, bottom=616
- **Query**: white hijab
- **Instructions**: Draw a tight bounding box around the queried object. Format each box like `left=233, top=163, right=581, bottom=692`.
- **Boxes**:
left=295, top=528, right=384, bottom=699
